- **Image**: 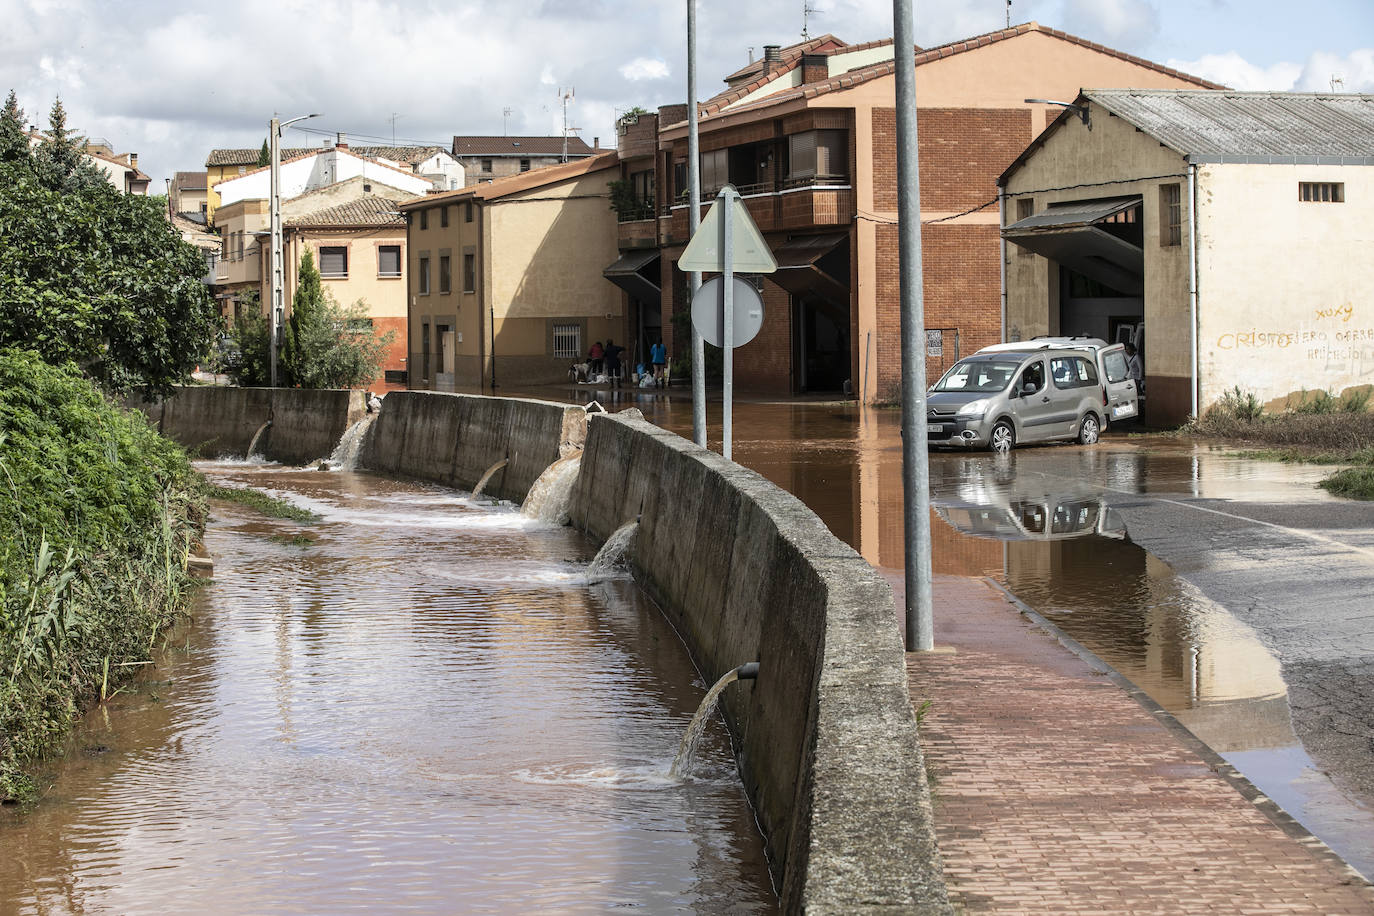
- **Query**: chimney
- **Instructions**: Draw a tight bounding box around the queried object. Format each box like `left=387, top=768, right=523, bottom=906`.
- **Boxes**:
left=801, top=53, right=829, bottom=85
left=335, top=132, right=348, bottom=150
left=129, top=152, right=138, bottom=168
left=593, top=136, right=600, bottom=149
left=763, top=45, right=782, bottom=69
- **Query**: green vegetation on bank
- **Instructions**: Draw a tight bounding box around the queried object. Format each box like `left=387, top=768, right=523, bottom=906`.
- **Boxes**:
left=1194, top=386, right=1374, bottom=500
left=0, top=350, right=204, bottom=801
left=206, top=485, right=319, bottom=523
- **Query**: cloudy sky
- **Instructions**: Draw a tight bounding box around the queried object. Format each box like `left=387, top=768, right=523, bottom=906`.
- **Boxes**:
left=3, top=0, right=1372, bottom=186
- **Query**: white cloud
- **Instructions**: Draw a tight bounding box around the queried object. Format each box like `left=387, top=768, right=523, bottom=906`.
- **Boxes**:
left=1060, top=0, right=1160, bottom=47
left=1294, top=49, right=1374, bottom=92
left=1166, top=51, right=1303, bottom=90
left=620, top=58, right=670, bottom=81
left=0, top=0, right=1365, bottom=188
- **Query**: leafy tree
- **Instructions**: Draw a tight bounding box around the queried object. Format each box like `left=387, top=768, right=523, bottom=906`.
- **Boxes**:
left=234, top=250, right=393, bottom=389
left=257, top=139, right=270, bottom=168
left=0, top=91, right=219, bottom=398
left=223, top=292, right=270, bottom=387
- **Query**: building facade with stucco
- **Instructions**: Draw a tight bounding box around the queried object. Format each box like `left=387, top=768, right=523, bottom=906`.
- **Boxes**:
left=1000, top=89, right=1374, bottom=425
left=400, top=152, right=622, bottom=391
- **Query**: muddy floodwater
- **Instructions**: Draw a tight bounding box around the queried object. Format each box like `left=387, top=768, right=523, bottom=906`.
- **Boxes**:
left=601, top=391, right=1374, bottom=881
left=0, top=461, right=775, bottom=913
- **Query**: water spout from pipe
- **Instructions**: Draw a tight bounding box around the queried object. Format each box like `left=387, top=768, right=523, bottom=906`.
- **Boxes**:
left=587, top=520, right=638, bottom=582
left=670, top=663, right=759, bottom=778
left=472, top=458, right=509, bottom=499
left=521, top=451, right=582, bottom=526
left=325, top=413, right=377, bottom=471
left=246, top=420, right=272, bottom=459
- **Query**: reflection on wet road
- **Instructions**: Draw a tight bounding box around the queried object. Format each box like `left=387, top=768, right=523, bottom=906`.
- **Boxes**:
left=0, top=462, right=775, bottom=913
left=610, top=391, right=1374, bottom=880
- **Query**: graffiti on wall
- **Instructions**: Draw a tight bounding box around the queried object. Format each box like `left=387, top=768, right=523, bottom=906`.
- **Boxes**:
left=1212, top=303, right=1374, bottom=379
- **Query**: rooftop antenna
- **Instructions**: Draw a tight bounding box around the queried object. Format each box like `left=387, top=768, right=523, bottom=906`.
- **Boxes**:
left=802, top=1, right=819, bottom=40
left=558, top=87, right=575, bottom=162
left=388, top=112, right=401, bottom=145
left=1330, top=75, right=1345, bottom=93
left=502, top=106, right=512, bottom=136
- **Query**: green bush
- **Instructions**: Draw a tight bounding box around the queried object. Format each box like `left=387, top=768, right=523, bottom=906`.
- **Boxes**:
left=1293, top=389, right=1338, bottom=415
left=0, top=349, right=203, bottom=800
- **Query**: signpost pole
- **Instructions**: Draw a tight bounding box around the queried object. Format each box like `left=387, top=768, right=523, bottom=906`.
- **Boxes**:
left=894, top=0, right=934, bottom=651
left=721, top=186, right=735, bottom=460
left=687, top=0, right=707, bottom=448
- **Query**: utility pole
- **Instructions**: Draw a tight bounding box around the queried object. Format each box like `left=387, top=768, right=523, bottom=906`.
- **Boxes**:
left=687, top=0, right=706, bottom=447
left=893, top=0, right=934, bottom=651
left=559, top=88, right=575, bottom=162
left=269, top=112, right=321, bottom=388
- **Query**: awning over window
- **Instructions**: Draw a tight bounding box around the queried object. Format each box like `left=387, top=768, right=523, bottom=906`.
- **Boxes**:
left=1003, top=197, right=1144, bottom=295
left=768, top=232, right=849, bottom=308
left=603, top=249, right=661, bottom=304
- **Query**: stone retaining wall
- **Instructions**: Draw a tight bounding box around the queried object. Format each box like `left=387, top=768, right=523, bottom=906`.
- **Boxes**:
left=152, top=386, right=364, bottom=465
left=358, top=391, right=585, bottom=502
left=568, top=411, right=948, bottom=913
left=157, top=387, right=948, bottom=911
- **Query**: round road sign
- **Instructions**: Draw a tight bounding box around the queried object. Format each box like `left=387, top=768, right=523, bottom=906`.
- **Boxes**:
left=690, top=277, right=765, bottom=348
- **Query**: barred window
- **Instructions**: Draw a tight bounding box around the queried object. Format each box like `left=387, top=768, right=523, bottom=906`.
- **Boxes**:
left=553, top=323, right=581, bottom=360
left=1299, top=182, right=1344, bottom=202
left=1160, top=183, right=1181, bottom=246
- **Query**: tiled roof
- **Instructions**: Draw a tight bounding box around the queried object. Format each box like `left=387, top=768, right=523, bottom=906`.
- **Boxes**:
left=720, top=33, right=846, bottom=85
left=398, top=150, right=619, bottom=209
left=452, top=135, right=594, bottom=157
left=172, top=170, right=207, bottom=190
left=689, top=22, right=1224, bottom=125
left=286, top=196, right=406, bottom=228
left=205, top=145, right=445, bottom=167
left=1085, top=89, right=1374, bottom=163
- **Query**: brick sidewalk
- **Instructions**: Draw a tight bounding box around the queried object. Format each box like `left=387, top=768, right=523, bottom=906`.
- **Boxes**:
left=900, top=573, right=1374, bottom=914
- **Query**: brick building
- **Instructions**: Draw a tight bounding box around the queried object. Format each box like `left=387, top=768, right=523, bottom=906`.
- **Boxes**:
left=607, top=23, right=1219, bottom=400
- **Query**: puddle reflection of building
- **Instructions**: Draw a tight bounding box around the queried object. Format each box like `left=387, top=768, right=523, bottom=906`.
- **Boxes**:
left=919, top=454, right=1294, bottom=754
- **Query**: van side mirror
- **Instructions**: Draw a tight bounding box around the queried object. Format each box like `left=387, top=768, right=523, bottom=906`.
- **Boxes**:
left=1021, top=380, right=1038, bottom=396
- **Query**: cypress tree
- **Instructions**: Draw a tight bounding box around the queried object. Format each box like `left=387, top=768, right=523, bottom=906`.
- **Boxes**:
left=257, top=139, right=270, bottom=168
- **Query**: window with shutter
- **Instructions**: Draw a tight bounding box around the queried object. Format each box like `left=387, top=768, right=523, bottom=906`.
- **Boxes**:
left=378, top=245, right=401, bottom=277
left=319, top=246, right=348, bottom=278
left=788, top=132, right=818, bottom=180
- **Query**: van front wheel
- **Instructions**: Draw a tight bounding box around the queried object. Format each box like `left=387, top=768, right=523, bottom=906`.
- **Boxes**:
left=990, top=421, right=1015, bottom=454
left=1078, top=413, right=1101, bottom=445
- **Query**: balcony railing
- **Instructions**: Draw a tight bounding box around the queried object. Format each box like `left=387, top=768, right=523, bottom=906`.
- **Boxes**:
left=615, top=201, right=656, bottom=223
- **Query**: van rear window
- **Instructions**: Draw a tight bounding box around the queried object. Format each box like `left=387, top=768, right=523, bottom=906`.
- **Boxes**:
left=1104, top=351, right=1128, bottom=383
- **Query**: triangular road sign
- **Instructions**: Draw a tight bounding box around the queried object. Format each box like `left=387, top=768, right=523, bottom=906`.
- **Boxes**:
left=678, top=187, right=778, bottom=273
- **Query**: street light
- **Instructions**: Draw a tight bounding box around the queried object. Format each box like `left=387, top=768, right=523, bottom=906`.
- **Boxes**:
left=269, top=112, right=321, bottom=387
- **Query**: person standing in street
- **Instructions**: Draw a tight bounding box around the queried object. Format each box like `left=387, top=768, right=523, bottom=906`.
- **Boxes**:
left=603, top=339, right=625, bottom=387
left=650, top=338, right=667, bottom=387
left=1124, top=342, right=1144, bottom=396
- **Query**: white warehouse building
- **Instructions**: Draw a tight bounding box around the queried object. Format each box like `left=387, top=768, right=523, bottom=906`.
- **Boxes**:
left=999, top=89, right=1374, bottom=425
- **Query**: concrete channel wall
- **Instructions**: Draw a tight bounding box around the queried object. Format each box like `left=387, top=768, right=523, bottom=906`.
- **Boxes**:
left=152, top=386, right=365, bottom=465
left=569, top=412, right=948, bottom=913
left=358, top=391, right=586, bottom=502
left=157, top=387, right=948, bottom=911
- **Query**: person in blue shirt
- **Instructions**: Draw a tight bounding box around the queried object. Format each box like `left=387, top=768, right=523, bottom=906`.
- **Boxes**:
left=650, top=338, right=668, bottom=387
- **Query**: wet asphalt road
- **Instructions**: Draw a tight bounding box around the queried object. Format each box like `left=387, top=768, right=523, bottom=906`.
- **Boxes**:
left=998, top=442, right=1374, bottom=810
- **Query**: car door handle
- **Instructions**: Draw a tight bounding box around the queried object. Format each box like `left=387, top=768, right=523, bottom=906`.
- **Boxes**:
left=1041, top=396, right=1051, bottom=403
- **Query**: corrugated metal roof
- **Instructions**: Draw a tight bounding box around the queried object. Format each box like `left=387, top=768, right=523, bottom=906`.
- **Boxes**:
left=1005, top=197, right=1138, bottom=232
left=1086, top=89, right=1374, bottom=164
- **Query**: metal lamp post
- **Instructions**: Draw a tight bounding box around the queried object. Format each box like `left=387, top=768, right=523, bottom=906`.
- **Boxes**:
left=268, top=112, right=321, bottom=387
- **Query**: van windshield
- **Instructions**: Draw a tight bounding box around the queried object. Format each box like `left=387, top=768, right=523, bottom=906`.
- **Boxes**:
left=932, top=359, right=1021, bottom=393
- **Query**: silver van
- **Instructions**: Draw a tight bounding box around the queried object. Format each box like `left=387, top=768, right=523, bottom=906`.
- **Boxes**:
left=978, top=337, right=1139, bottom=425
left=926, top=345, right=1120, bottom=452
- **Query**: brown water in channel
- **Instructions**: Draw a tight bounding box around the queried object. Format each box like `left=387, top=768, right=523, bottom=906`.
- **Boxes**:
left=0, top=460, right=775, bottom=914
left=595, top=391, right=1374, bottom=878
